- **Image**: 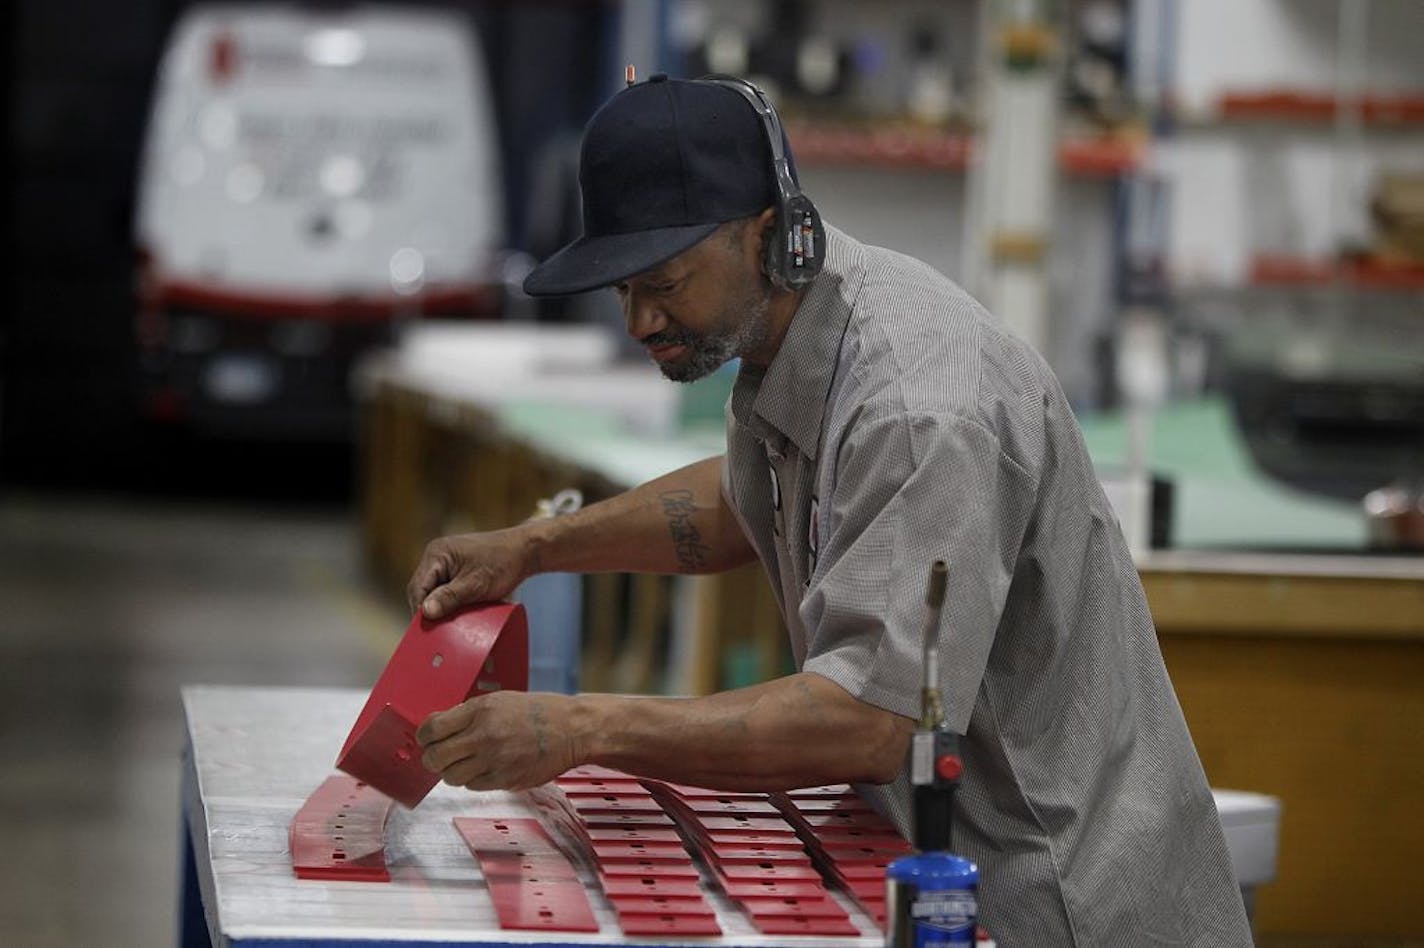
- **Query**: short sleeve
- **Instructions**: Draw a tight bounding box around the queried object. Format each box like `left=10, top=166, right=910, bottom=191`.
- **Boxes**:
left=799, top=410, right=1035, bottom=732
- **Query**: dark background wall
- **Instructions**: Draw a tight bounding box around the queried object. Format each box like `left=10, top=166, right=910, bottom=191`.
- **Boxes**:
left=1, top=0, right=616, bottom=496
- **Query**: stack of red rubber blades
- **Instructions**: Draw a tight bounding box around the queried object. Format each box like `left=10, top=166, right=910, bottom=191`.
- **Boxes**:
left=452, top=815, right=600, bottom=933
left=646, top=781, right=861, bottom=937
left=289, top=775, right=397, bottom=881
left=546, top=765, right=722, bottom=937
left=774, top=784, right=912, bottom=929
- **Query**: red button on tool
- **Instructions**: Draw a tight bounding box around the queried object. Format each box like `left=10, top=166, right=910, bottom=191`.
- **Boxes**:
left=936, top=755, right=964, bottom=781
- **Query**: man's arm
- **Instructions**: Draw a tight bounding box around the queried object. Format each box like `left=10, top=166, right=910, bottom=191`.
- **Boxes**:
left=409, top=454, right=755, bottom=618
left=417, top=671, right=913, bottom=792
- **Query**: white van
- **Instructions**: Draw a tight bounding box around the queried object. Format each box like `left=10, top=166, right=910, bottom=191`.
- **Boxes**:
left=134, top=3, right=504, bottom=439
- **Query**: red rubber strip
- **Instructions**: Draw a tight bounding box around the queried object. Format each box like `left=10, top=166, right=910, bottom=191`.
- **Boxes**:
left=740, top=895, right=851, bottom=918
left=487, top=878, right=598, bottom=933
left=336, top=603, right=528, bottom=808
left=615, top=912, right=723, bottom=936
left=785, top=784, right=854, bottom=799
left=608, top=895, right=718, bottom=916
left=750, top=913, right=860, bottom=937
left=454, top=817, right=563, bottom=855
left=453, top=817, right=598, bottom=933
left=290, top=775, right=395, bottom=882
left=589, top=840, right=689, bottom=861
left=567, top=796, right=667, bottom=816
left=787, top=798, right=876, bottom=814
left=693, top=816, right=798, bottom=833
left=476, top=851, right=579, bottom=881
left=717, top=862, right=824, bottom=881
left=844, top=878, right=886, bottom=902
left=721, top=878, right=829, bottom=899
left=819, top=842, right=911, bottom=860
left=797, top=802, right=894, bottom=825
left=577, top=812, right=677, bottom=830
left=708, top=847, right=815, bottom=863
left=598, top=860, right=701, bottom=879
left=600, top=875, right=706, bottom=899
left=584, top=826, right=683, bottom=843
left=555, top=777, right=647, bottom=794
left=681, top=798, right=784, bottom=815
left=814, top=830, right=912, bottom=851
left=706, top=830, right=805, bottom=848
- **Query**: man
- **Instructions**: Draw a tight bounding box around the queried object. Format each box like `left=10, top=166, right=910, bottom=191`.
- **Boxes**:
left=409, top=74, right=1252, bottom=945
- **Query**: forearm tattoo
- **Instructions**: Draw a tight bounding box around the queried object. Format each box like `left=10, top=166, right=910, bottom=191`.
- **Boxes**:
left=529, top=699, right=549, bottom=759
left=658, top=489, right=712, bottom=572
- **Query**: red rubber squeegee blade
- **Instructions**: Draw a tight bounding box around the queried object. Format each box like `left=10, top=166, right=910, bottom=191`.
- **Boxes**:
left=336, top=603, right=528, bottom=808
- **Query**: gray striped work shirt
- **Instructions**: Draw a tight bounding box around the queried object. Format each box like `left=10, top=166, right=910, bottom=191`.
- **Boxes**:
left=721, top=225, right=1251, bottom=945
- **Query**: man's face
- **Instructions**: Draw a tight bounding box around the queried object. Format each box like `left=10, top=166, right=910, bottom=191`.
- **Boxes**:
left=614, top=220, right=773, bottom=383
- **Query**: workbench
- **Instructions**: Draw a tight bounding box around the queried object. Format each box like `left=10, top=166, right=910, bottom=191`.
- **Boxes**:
left=180, top=685, right=884, bottom=948
left=354, top=329, right=1424, bottom=941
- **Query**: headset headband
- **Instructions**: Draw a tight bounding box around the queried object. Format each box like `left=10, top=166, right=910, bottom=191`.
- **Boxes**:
left=698, top=74, right=824, bottom=289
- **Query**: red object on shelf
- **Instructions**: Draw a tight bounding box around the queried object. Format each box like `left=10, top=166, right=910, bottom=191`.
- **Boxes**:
left=335, top=603, right=528, bottom=808
left=787, top=120, right=1141, bottom=176
left=788, top=121, right=973, bottom=172
left=1218, top=90, right=1424, bottom=126
left=1219, top=90, right=1338, bottom=122
left=1058, top=137, right=1143, bottom=176
left=453, top=817, right=599, bottom=933
left=1249, top=255, right=1424, bottom=290
left=289, top=775, right=396, bottom=882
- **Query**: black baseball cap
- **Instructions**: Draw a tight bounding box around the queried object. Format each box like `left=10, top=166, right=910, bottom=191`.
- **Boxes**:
left=523, top=74, right=781, bottom=297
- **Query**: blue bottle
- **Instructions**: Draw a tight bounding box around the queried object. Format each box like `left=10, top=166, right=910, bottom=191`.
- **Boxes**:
left=885, top=852, right=978, bottom=947
left=513, top=571, right=581, bottom=694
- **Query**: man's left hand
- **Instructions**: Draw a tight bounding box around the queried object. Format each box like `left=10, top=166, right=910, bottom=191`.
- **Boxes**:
left=417, top=691, right=580, bottom=792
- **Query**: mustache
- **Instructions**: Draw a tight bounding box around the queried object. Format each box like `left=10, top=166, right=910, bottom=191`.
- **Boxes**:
left=643, top=328, right=700, bottom=348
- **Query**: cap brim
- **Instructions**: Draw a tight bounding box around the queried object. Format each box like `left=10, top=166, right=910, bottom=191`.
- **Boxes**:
left=523, top=222, right=720, bottom=297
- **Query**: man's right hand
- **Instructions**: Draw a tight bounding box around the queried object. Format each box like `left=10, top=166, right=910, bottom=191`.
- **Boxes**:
left=406, top=527, right=538, bottom=619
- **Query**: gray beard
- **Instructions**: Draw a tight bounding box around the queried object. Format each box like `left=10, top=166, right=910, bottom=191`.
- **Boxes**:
left=658, top=288, right=773, bottom=384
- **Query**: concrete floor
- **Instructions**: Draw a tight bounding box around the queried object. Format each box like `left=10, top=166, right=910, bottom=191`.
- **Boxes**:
left=0, top=492, right=402, bottom=946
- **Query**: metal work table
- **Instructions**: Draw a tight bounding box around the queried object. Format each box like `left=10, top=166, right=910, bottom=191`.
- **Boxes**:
left=180, top=685, right=883, bottom=948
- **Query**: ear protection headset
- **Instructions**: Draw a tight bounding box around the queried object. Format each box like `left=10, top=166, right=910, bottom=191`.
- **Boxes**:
left=698, top=75, right=825, bottom=290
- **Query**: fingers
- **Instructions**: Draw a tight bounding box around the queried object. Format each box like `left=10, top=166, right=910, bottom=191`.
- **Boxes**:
left=417, top=700, right=476, bottom=748
left=406, top=543, right=452, bottom=615
left=406, top=542, right=494, bottom=620
left=421, top=571, right=483, bottom=620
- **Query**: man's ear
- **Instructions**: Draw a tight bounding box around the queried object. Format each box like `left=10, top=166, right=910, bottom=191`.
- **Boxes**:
left=753, top=205, right=779, bottom=282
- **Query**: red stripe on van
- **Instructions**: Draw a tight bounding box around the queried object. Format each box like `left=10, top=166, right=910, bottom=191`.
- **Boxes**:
left=151, top=280, right=500, bottom=321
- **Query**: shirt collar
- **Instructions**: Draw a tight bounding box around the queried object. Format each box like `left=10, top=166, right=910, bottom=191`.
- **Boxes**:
left=730, top=224, right=863, bottom=460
